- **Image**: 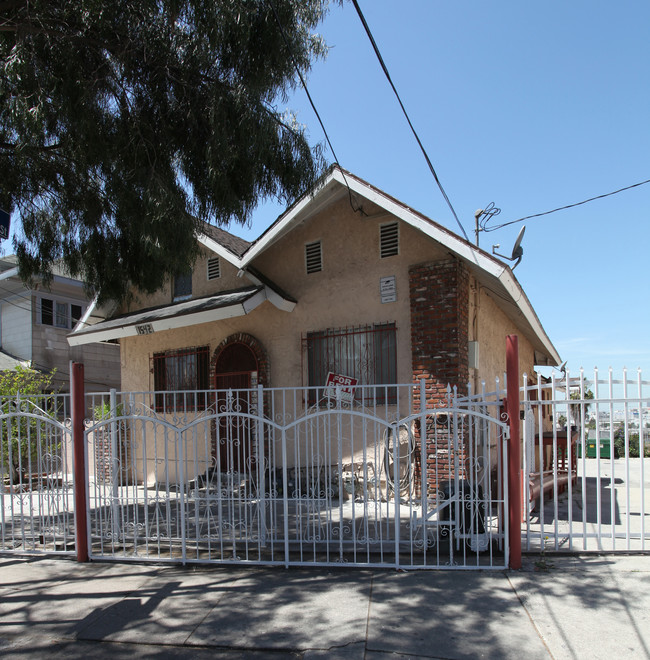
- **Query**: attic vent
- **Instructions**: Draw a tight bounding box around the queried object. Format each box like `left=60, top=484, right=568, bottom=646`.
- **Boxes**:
left=305, top=240, right=322, bottom=274
left=207, top=256, right=220, bottom=280
left=380, top=222, right=399, bottom=258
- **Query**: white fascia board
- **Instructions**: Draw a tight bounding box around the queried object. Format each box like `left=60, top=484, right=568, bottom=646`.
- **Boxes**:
left=241, top=167, right=505, bottom=279
left=333, top=169, right=506, bottom=278
left=241, top=270, right=296, bottom=312
left=67, top=290, right=268, bottom=346
left=240, top=179, right=339, bottom=266
left=497, top=269, right=562, bottom=366
left=51, top=274, right=85, bottom=289
left=0, top=267, right=19, bottom=282
left=262, top=287, right=295, bottom=312
left=197, top=234, right=244, bottom=268
left=328, top=170, right=560, bottom=365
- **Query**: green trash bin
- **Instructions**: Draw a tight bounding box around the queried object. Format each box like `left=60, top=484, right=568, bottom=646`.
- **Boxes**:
left=579, top=440, right=611, bottom=458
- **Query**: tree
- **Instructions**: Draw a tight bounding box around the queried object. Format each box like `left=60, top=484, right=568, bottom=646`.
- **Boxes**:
left=569, top=387, right=593, bottom=429
left=1, top=0, right=335, bottom=303
left=0, top=366, right=56, bottom=485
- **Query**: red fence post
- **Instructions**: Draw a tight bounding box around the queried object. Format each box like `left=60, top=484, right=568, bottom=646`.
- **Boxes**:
left=71, top=362, right=89, bottom=562
left=506, top=335, right=522, bottom=569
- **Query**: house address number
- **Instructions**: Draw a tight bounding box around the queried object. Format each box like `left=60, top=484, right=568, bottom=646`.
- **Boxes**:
left=135, top=323, right=154, bottom=335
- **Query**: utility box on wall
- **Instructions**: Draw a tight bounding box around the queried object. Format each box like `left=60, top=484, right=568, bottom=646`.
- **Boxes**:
left=468, top=341, right=479, bottom=370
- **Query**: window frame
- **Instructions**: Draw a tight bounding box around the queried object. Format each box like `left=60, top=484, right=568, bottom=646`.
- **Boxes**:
left=305, top=323, right=397, bottom=405
left=39, top=297, right=85, bottom=330
left=173, top=271, right=193, bottom=302
left=152, top=345, right=210, bottom=412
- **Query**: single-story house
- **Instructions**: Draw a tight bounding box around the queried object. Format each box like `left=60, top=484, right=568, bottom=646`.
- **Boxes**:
left=68, top=166, right=561, bottom=485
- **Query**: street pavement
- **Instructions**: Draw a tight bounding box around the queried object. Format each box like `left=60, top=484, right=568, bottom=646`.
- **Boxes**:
left=0, top=553, right=648, bottom=659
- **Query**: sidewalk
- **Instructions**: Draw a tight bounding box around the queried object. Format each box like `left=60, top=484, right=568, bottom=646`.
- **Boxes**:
left=0, top=554, right=648, bottom=659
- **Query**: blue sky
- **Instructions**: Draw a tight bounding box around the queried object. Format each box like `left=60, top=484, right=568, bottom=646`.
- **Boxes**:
left=244, top=0, right=650, bottom=378
left=3, top=2, right=647, bottom=379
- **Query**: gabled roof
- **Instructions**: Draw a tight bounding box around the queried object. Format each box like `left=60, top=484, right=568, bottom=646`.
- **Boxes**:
left=200, top=223, right=252, bottom=258
left=68, top=166, right=560, bottom=366
left=199, top=166, right=560, bottom=366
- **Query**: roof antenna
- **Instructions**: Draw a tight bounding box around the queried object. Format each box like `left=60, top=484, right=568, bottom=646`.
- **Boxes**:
left=552, top=360, right=567, bottom=381
left=474, top=202, right=500, bottom=246
left=492, top=225, right=526, bottom=269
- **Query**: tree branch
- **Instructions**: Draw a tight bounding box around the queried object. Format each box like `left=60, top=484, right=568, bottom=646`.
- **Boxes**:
left=1, top=140, right=62, bottom=151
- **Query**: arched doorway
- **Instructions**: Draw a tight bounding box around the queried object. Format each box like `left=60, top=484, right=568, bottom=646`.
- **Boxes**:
left=214, top=342, right=259, bottom=474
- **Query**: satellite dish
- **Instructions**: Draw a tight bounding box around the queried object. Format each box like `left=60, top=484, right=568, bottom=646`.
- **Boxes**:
left=511, top=226, right=525, bottom=260
left=491, top=224, right=526, bottom=269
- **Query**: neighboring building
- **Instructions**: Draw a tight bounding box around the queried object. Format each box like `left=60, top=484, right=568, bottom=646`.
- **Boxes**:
left=68, top=166, right=561, bottom=483
left=0, top=255, right=120, bottom=393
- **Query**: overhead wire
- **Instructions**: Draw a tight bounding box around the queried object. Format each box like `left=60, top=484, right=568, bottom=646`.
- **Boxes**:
left=482, top=177, right=650, bottom=232
left=265, top=0, right=364, bottom=214
left=350, top=0, right=470, bottom=243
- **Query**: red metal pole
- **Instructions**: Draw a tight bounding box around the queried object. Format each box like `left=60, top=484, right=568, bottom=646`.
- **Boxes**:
left=506, top=335, right=522, bottom=569
left=71, top=362, right=89, bottom=562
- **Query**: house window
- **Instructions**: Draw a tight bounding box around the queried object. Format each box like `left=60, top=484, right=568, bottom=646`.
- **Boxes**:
left=173, top=271, right=192, bottom=301
left=152, top=346, right=210, bottom=412
left=41, top=298, right=54, bottom=326
left=40, top=298, right=85, bottom=329
left=71, top=305, right=83, bottom=326
left=305, top=323, right=397, bottom=404
left=380, top=222, right=399, bottom=258
left=207, top=256, right=220, bottom=280
left=305, top=240, right=322, bottom=274
left=55, top=302, right=68, bottom=328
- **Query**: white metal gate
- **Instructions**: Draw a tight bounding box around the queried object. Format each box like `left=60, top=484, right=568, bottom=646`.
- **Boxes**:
left=84, top=384, right=509, bottom=569
left=0, top=394, right=75, bottom=554
left=522, top=369, right=650, bottom=552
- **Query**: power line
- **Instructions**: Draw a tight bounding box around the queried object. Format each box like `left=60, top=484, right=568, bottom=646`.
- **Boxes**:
left=351, top=0, right=469, bottom=243
left=265, top=0, right=363, bottom=214
left=483, top=177, right=650, bottom=232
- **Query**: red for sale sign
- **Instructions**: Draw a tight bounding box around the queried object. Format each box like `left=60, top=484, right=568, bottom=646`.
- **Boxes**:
left=324, top=372, right=358, bottom=402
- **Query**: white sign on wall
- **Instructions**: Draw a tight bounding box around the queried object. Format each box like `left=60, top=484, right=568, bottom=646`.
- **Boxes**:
left=380, top=276, right=397, bottom=303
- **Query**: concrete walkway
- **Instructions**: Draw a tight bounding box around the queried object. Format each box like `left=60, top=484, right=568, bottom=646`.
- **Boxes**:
left=0, top=554, right=648, bottom=659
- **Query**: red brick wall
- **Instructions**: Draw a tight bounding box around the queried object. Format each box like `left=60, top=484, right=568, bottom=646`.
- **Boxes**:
left=409, top=258, right=470, bottom=496
left=210, top=333, right=270, bottom=467
left=211, top=333, right=270, bottom=388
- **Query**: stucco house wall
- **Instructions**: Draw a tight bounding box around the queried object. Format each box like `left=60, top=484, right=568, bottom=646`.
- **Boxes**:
left=72, top=167, right=560, bottom=485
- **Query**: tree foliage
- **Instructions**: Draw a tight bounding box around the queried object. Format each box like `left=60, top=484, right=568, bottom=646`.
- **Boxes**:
left=569, top=387, right=593, bottom=427
left=1, top=0, right=334, bottom=302
left=0, top=365, right=56, bottom=484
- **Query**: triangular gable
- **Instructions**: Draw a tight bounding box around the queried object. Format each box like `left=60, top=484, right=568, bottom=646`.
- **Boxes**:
left=70, top=165, right=559, bottom=365
left=200, top=166, right=559, bottom=366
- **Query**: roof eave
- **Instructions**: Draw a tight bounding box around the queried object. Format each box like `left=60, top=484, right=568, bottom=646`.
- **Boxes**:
left=495, top=268, right=562, bottom=367
left=68, top=289, right=268, bottom=346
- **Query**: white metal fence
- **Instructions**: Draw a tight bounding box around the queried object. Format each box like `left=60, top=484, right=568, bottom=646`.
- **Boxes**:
left=0, top=394, right=75, bottom=554
left=521, top=368, right=650, bottom=552
left=82, top=383, right=509, bottom=569
left=4, top=368, right=647, bottom=566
